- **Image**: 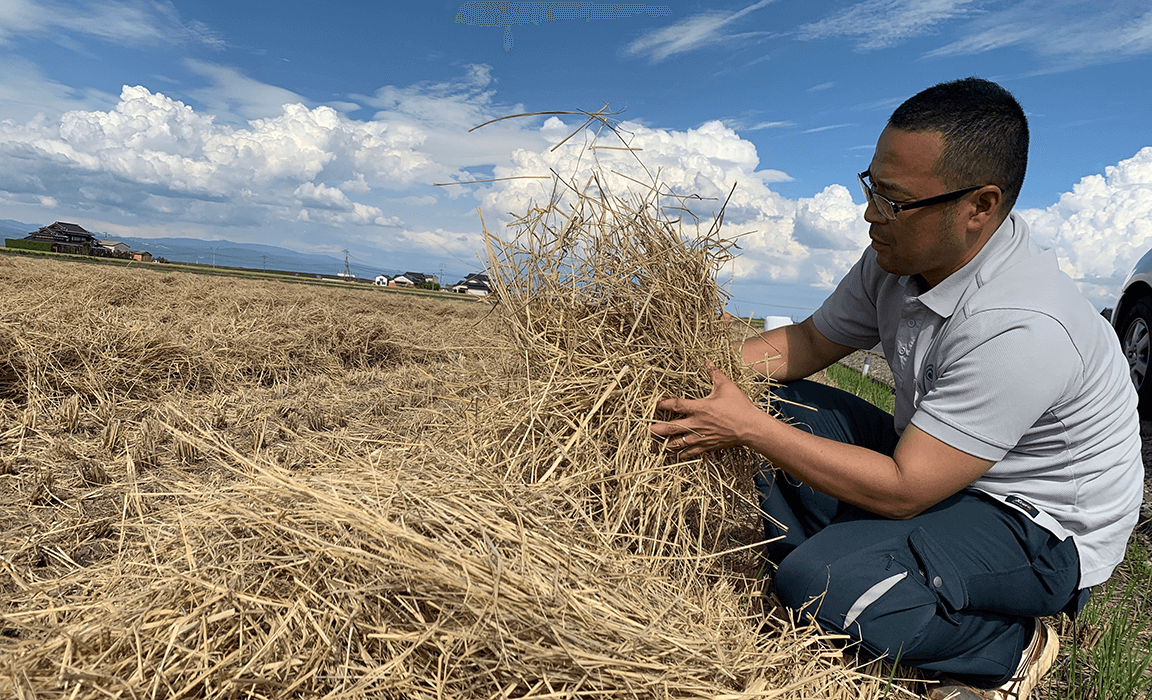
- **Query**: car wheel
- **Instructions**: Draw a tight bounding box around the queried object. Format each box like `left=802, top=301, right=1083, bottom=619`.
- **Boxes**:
left=1119, top=298, right=1152, bottom=416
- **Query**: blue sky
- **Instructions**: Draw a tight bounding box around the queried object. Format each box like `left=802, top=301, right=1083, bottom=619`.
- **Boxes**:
left=1, top=1, right=1150, bottom=316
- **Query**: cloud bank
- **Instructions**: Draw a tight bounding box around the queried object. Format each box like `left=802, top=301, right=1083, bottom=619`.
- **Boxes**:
left=477, top=117, right=869, bottom=288
left=1, top=60, right=1148, bottom=309
left=0, top=85, right=441, bottom=210
left=1022, top=146, right=1152, bottom=306
left=0, top=71, right=874, bottom=288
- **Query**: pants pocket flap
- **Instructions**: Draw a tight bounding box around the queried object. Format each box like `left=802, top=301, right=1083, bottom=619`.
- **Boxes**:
left=909, top=526, right=968, bottom=612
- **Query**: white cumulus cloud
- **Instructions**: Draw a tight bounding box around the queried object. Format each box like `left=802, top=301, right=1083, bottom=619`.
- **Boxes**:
left=478, top=117, right=868, bottom=288
left=0, top=62, right=879, bottom=301
left=793, top=184, right=869, bottom=251
left=0, top=84, right=447, bottom=204
left=294, top=182, right=353, bottom=210
left=1022, top=146, right=1152, bottom=306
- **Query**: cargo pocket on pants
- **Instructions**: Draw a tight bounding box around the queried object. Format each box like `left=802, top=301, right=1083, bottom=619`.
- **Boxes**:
left=908, top=526, right=967, bottom=624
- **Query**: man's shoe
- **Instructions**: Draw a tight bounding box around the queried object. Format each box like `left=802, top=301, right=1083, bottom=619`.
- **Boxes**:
left=927, top=619, right=1059, bottom=700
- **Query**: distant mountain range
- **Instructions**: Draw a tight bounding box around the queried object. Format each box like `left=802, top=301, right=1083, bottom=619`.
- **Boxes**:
left=0, top=219, right=38, bottom=238
left=0, top=218, right=449, bottom=281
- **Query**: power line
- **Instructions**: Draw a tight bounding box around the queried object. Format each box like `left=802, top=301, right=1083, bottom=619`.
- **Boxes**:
left=726, top=297, right=818, bottom=313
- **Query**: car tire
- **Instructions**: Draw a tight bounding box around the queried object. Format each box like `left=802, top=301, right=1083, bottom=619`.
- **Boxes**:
left=1118, top=297, right=1152, bottom=417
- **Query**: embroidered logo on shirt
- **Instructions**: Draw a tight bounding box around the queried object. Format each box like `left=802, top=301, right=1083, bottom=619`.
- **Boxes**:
left=1005, top=495, right=1040, bottom=518
left=924, top=363, right=936, bottom=384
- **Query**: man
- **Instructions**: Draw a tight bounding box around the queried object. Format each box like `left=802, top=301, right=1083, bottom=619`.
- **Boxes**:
left=650, top=78, right=1143, bottom=699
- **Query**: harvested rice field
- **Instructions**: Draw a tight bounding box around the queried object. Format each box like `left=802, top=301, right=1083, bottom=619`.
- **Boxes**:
left=0, top=177, right=912, bottom=698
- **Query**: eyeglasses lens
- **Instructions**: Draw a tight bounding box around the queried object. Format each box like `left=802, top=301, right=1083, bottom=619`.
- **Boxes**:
left=859, top=175, right=895, bottom=220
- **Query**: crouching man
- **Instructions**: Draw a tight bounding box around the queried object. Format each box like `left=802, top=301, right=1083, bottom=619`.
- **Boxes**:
left=651, top=77, right=1143, bottom=700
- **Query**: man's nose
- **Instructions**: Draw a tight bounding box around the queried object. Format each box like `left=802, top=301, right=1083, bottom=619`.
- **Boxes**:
left=862, top=198, right=887, bottom=225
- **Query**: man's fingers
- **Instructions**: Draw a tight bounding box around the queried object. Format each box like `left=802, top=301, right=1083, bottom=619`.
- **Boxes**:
left=705, top=361, right=734, bottom=390
left=655, top=396, right=690, bottom=414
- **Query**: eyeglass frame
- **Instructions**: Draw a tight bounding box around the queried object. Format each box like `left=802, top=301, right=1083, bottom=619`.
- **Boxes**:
left=857, top=170, right=992, bottom=221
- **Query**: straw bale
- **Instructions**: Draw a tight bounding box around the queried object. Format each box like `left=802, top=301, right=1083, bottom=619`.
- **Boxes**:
left=474, top=168, right=773, bottom=570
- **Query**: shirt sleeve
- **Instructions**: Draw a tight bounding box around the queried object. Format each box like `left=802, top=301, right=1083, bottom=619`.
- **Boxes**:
left=811, top=248, right=883, bottom=349
left=910, top=310, right=1081, bottom=462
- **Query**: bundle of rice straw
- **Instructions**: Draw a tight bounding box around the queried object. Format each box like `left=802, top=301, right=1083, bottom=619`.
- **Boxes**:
left=475, top=133, right=771, bottom=568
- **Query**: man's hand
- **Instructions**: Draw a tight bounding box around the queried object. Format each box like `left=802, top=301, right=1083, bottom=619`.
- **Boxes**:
left=650, top=361, right=768, bottom=458
left=650, top=362, right=995, bottom=520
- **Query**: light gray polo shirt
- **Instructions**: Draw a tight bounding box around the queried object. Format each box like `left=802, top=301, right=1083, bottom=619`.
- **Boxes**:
left=812, top=212, right=1143, bottom=588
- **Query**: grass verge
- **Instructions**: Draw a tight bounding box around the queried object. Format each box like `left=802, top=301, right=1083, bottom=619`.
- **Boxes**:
left=825, top=361, right=896, bottom=414
left=1048, top=536, right=1152, bottom=699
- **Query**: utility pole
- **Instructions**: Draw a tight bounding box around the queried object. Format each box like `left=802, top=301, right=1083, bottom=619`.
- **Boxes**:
left=439, top=262, right=445, bottom=287
left=262, top=254, right=267, bottom=271
left=342, top=249, right=353, bottom=279
left=211, top=245, right=218, bottom=268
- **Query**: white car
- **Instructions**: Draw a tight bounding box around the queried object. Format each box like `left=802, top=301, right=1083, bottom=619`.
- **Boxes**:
left=1111, top=247, right=1152, bottom=415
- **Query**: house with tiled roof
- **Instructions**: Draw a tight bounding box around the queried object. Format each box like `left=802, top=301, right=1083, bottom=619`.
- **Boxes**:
left=24, top=222, right=99, bottom=254
left=449, top=272, right=492, bottom=296
left=391, top=272, right=429, bottom=288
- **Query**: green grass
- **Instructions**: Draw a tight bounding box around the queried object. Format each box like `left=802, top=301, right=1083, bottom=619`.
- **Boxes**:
left=1050, top=539, right=1152, bottom=699
left=825, top=361, right=896, bottom=414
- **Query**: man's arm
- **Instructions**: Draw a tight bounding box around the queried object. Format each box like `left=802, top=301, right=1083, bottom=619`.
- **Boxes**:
left=741, top=317, right=855, bottom=382
left=652, top=364, right=993, bottom=519
left=742, top=417, right=993, bottom=519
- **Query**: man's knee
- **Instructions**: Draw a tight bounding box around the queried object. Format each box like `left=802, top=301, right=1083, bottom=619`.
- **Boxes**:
left=773, top=535, right=938, bottom=659
left=771, top=379, right=899, bottom=454
left=773, top=544, right=831, bottom=615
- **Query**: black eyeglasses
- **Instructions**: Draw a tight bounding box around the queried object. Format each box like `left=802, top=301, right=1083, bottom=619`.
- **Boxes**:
left=857, top=171, right=988, bottom=221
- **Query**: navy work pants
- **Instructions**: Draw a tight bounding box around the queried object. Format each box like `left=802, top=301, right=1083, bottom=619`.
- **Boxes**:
left=757, top=380, right=1084, bottom=686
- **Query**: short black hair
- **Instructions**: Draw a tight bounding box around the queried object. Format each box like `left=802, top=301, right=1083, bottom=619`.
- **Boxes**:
left=888, top=77, right=1028, bottom=214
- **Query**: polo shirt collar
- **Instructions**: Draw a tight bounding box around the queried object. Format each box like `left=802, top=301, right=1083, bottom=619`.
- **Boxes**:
left=910, top=213, right=1021, bottom=318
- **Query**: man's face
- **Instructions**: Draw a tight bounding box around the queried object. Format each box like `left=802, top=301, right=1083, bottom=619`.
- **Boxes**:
left=864, top=127, right=971, bottom=288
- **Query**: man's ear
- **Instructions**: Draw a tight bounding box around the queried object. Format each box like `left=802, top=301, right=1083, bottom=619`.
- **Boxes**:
left=967, top=184, right=1003, bottom=232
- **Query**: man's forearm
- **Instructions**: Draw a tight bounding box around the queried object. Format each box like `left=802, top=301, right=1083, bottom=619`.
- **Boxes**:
left=738, top=410, right=927, bottom=519
left=652, top=364, right=993, bottom=519
left=736, top=409, right=993, bottom=520
left=741, top=318, right=850, bottom=381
